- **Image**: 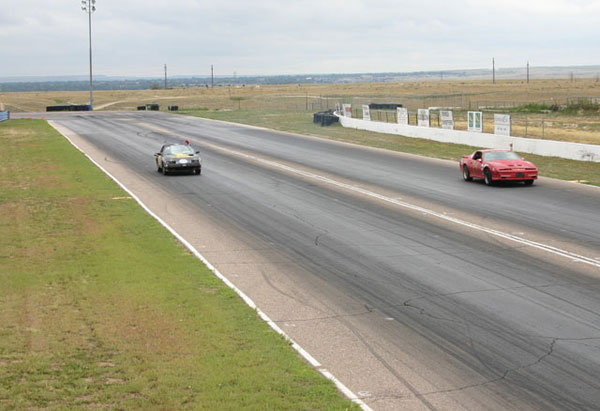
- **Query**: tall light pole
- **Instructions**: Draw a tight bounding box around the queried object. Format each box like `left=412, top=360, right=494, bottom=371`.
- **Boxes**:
left=81, top=0, right=96, bottom=110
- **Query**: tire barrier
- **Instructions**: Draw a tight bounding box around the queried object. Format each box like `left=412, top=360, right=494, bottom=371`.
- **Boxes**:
left=313, top=109, right=339, bottom=126
left=138, top=104, right=160, bottom=111
left=368, top=103, right=403, bottom=110
left=168, top=105, right=179, bottom=111
left=46, top=104, right=92, bottom=112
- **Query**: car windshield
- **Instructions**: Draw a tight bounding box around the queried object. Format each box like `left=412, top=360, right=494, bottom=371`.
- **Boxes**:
left=483, top=151, right=521, bottom=161
left=164, top=145, right=194, bottom=155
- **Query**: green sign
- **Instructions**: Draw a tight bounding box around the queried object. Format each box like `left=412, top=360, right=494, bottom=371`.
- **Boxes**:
left=468, top=111, right=483, bottom=132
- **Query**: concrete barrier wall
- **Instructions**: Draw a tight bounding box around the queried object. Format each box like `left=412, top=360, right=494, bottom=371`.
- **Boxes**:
left=337, top=113, right=600, bottom=163
left=0, top=111, right=9, bottom=122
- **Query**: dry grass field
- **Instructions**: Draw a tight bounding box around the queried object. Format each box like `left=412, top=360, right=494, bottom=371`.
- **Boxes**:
left=1, top=78, right=599, bottom=143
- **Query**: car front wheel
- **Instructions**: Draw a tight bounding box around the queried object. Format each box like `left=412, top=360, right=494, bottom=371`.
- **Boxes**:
left=162, top=163, right=168, bottom=176
left=484, top=169, right=493, bottom=186
left=462, top=165, right=472, bottom=181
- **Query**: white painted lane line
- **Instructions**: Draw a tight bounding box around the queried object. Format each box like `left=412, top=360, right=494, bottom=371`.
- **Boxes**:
left=49, top=121, right=373, bottom=411
left=201, top=141, right=600, bottom=270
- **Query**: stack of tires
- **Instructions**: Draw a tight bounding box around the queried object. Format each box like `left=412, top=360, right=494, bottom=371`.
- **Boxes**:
left=313, top=110, right=339, bottom=126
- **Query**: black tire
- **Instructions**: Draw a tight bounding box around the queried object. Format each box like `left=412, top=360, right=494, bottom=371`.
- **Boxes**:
left=524, top=179, right=534, bottom=185
left=484, top=168, right=493, bottom=186
left=195, top=167, right=201, bottom=175
left=462, top=165, right=472, bottom=181
left=162, top=163, right=168, bottom=176
left=157, top=161, right=162, bottom=173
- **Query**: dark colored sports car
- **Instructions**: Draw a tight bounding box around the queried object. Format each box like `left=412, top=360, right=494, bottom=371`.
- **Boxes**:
left=460, top=149, right=537, bottom=185
left=155, top=143, right=201, bottom=175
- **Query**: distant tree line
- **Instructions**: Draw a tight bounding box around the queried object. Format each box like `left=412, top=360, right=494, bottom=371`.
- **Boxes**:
left=6, top=66, right=598, bottom=93
left=0, top=71, right=475, bottom=93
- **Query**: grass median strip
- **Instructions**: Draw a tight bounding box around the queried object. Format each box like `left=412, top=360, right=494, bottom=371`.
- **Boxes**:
left=178, top=109, right=600, bottom=187
left=0, top=119, right=356, bottom=410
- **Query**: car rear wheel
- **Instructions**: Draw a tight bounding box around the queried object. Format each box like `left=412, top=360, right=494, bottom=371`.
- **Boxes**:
left=484, top=169, right=493, bottom=186
left=524, top=179, right=534, bottom=185
left=462, top=165, right=472, bottom=181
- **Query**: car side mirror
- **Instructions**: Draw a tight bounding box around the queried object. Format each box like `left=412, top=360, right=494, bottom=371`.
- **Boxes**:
left=195, top=151, right=200, bottom=154
left=154, top=153, right=160, bottom=156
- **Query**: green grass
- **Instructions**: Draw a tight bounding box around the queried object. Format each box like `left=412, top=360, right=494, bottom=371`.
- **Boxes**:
left=0, top=119, right=357, bottom=410
left=509, top=103, right=558, bottom=113
left=561, top=99, right=600, bottom=115
left=508, top=101, right=600, bottom=115
left=177, top=109, right=600, bottom=187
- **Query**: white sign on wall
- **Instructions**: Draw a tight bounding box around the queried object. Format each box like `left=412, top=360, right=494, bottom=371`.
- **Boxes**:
left=362, top=105, right=371, bottom=121
left=417, top=109, right=430, bottom=127
left=396, top=107, right=409, bottom=125
left=440, top=111, right=454, bottom=130
left=343, top=104, right=352, bottom=118
left=494, top=114, right=511, bottom=136
left=468, top=111, right=483, bottom=132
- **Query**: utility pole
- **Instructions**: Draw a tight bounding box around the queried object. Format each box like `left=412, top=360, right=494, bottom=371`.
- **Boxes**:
left=211, top=65, right=214, bottom=88
left=492, top=58, right=495, bottom=84
left=527, top=61, right=529, bottom=83
left=81, top=0, right=96, bottom=110
left=164, top=64, right=167, bottom=89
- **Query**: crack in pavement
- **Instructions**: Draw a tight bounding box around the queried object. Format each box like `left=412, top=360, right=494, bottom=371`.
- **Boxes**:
left=408, top=336, right=599, bottom=410
left=402, top=282, right=568, bottom=308
left=398, top=282, right=600, bottom=338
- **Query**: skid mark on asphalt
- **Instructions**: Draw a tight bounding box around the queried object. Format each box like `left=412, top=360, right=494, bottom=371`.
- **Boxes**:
left=198, top=141, right=600, bottom=270
left=50, top=121, right=374, bottom=411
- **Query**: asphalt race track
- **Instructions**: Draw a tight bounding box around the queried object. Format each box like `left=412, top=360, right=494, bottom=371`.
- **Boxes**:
left=24, top=111, right=600, bottom=410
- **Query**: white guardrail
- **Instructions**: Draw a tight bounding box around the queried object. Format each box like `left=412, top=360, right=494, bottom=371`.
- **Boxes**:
left=335, top=112, right=600, bottom=163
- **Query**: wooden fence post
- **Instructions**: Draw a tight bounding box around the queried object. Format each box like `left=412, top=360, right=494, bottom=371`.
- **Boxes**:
left=542, top=116, right=545, bottom=139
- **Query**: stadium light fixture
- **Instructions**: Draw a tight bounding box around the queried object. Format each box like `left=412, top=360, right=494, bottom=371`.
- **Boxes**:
left=81, top=0, right=96, bottom=110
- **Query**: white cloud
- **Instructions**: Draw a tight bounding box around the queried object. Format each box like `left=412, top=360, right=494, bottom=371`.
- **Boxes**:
left=466, top=0, right=599, bottom=14
left=0, top=0, right=598, bottom=77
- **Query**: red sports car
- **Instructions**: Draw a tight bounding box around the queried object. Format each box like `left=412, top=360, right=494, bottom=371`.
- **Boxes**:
left=459, top=149, right=538, bottom=185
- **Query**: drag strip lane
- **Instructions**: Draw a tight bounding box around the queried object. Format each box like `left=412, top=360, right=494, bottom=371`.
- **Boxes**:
left=43, top=112, right=600, bottom=410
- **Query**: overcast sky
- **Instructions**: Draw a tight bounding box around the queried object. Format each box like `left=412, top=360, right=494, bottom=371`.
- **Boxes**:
left=1, top=0, right=599, bottom=78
